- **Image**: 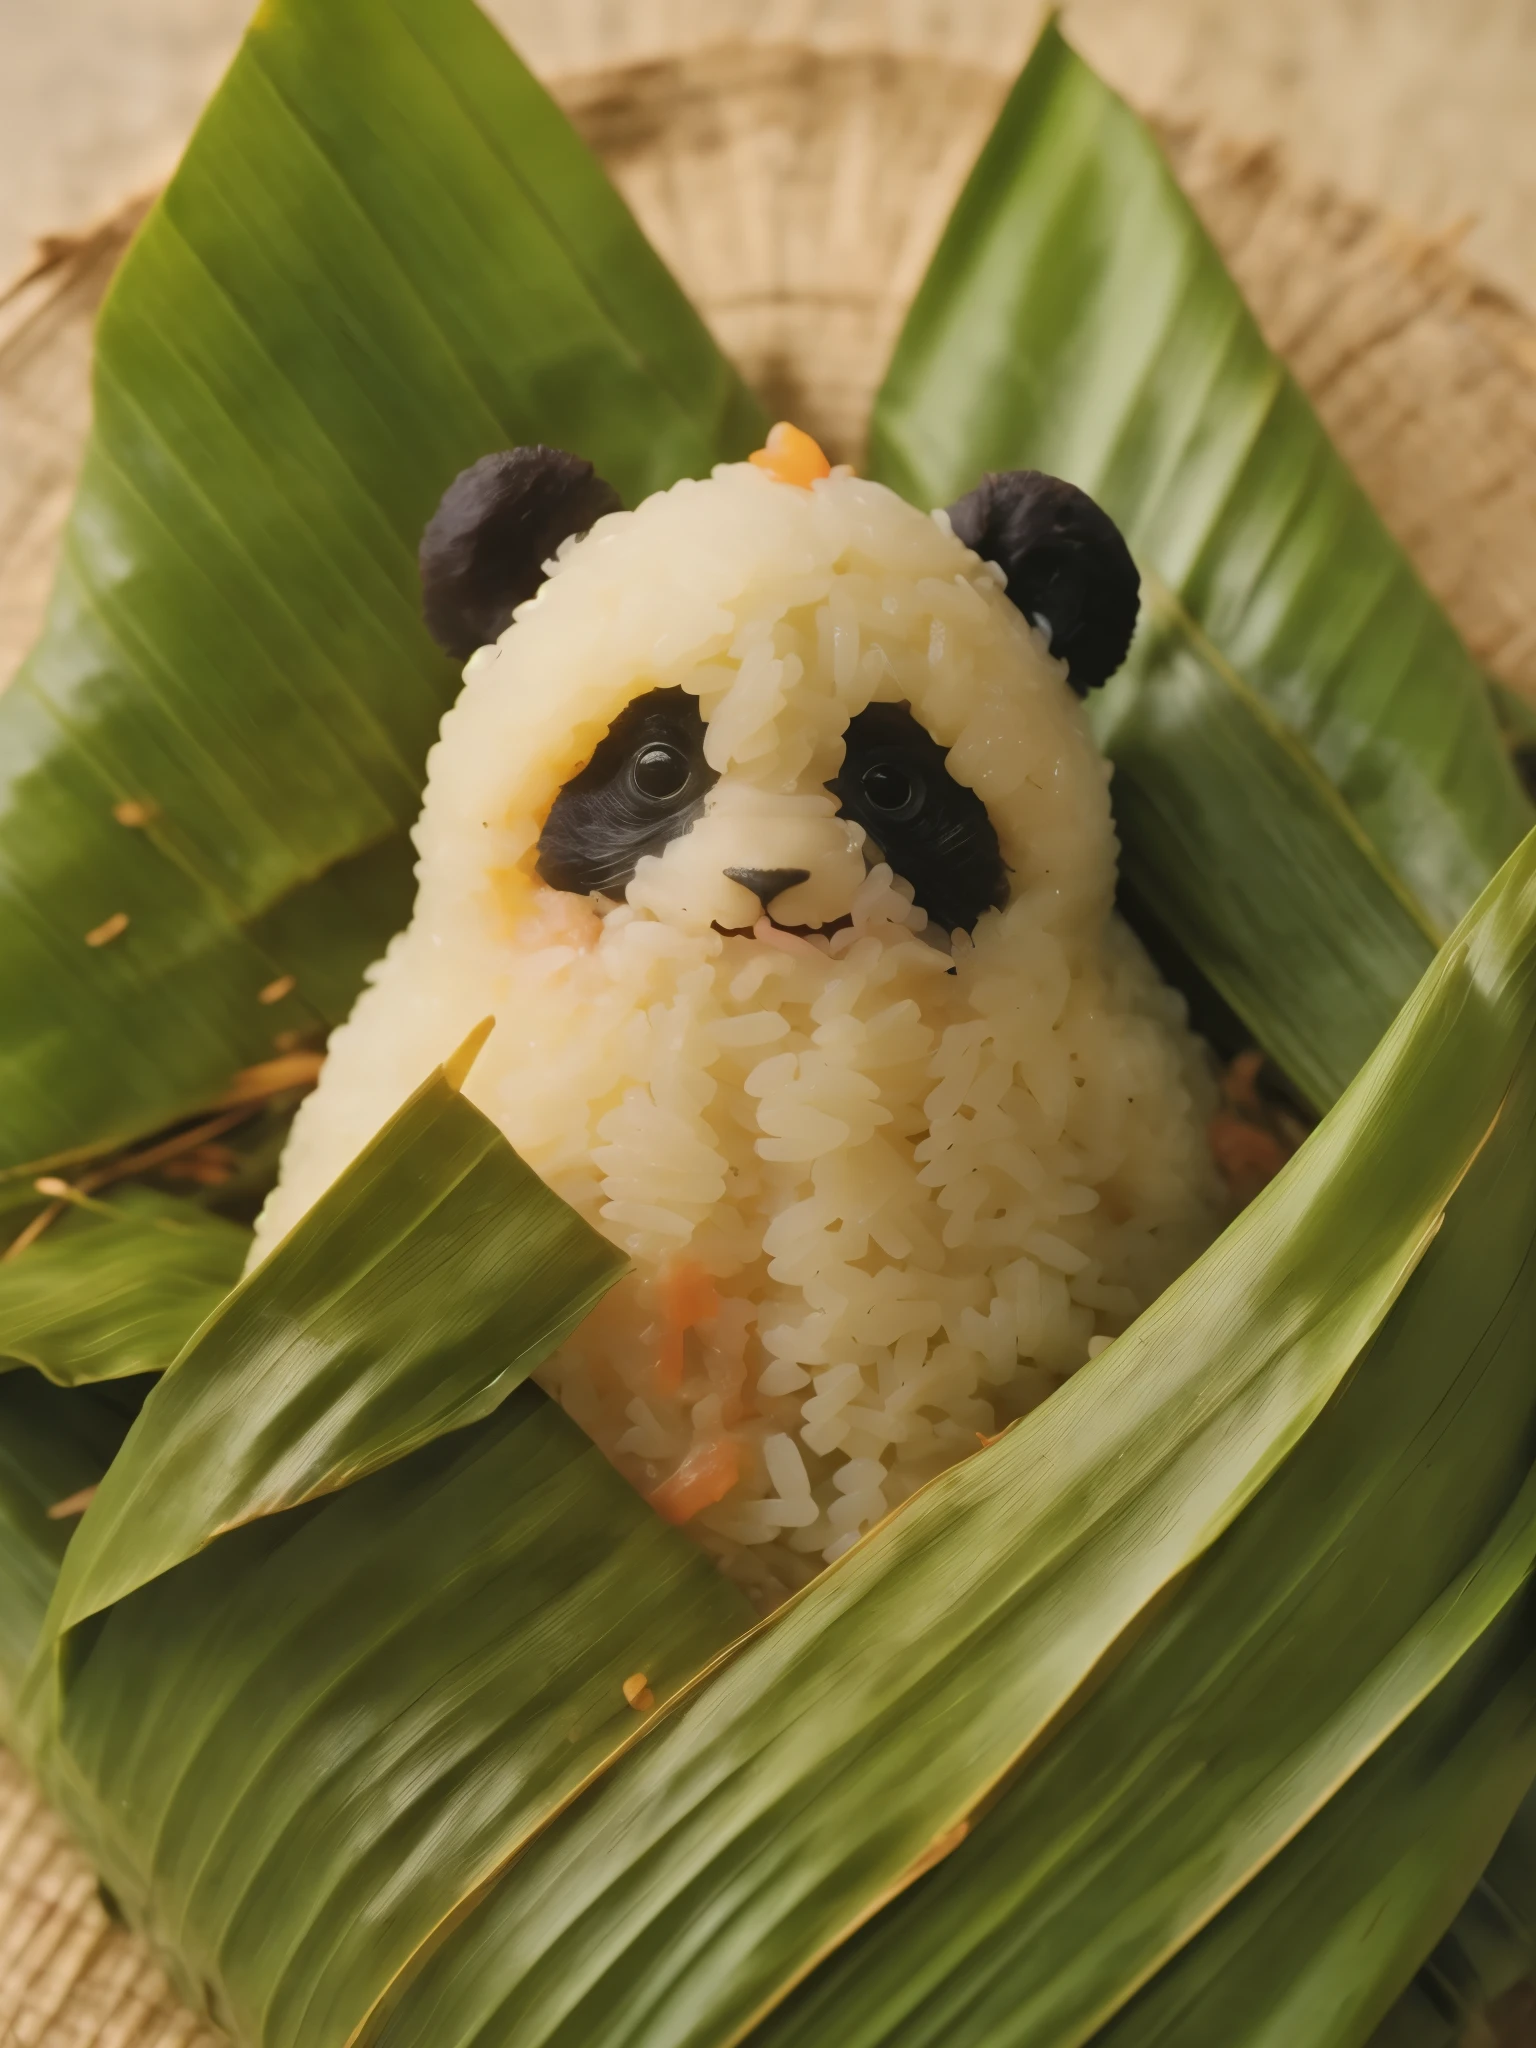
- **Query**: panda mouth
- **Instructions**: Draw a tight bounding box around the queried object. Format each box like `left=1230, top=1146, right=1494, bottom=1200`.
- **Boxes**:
left=711, top=915, right=854, bottom=944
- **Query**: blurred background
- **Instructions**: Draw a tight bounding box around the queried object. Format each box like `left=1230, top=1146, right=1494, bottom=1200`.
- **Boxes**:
left=3, top=0, right=1535, bottom=308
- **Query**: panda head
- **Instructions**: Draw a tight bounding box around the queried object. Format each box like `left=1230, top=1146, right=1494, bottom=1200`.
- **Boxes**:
left=415, top=430, right=1140, bottom=957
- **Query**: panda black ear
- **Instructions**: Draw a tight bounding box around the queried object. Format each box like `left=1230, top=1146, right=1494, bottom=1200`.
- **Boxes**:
left=946, top=471, right=1140, bottom=695
left=419, top=447, right=623, bottom=660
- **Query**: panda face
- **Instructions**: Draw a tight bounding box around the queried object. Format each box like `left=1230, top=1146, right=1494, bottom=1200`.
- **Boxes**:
left=535, top=688, right=1008, bottom=937
left=436, top=461, right=1116, bottom=968
left=413, top=449, right=1137, bottom=961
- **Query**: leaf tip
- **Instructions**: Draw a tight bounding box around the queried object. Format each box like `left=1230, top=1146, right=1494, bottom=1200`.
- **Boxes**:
left=443, top=1016, right=497, bottom=1092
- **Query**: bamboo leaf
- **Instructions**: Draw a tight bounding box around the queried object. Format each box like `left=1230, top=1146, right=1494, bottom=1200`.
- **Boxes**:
left=1371, top=1794, right=1536, bottom=2046
left=0, top=1188, right=249, bottom=1384
left=21, top=1034, right=749, bottom=2048
left=32, top=1039, right=625, bottom=1656
left=45, top=1387, right=750, bottom=2048
left=0, top=1374, right=139, bottom=1735
left=1089, top=1624, right=1536, bottom=2048
left=0, top=0, right=763, bottom=1177
left=358, top=834, right=1536, bottom=2048
left=869, top=23, right=1530, bottom=1103
left=1094, top=597, right=1434, bottom=1108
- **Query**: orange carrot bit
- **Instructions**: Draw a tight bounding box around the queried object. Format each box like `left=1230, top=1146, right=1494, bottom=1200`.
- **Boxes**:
left=1220, top=1048, right=1266, bottom=1116
left=84, top=911, right=129, bottom=948
left=46, top=1485, right=98, bottom=1521
left=647, top=1438, right=742, bottom=1526
left=622, top=1672, right=656, bottom=1712
left=1208, top=1113, right=1289, bottom=1203
left=749, top=421, right=831, bottom=489
left=654, top=1258, right=721, bottom=1395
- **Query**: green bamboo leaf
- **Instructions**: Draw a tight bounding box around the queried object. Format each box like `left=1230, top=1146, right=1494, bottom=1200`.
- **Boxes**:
left=1089, top=1625, right=1536, bottom=2048
left=869, top=23, right=1529, bottom=1103
left=359, top=834, right=1536, bottom=2048
left=1095, top=592, right=1434, bottom=1107
left=0, top=1187, right=249, bottom=1384
left=31, top=1033, right=624, bottom=1657
left=21, top=1026, right=749, bottom=2048
left=0, top=1375, right=137, bottom=1735
left=1371, top=1794, right=1536, bottom=2046
left=746, top=1026, right=1536, bottom=2048
left=0, top=0, right=763, bottom=1177
left=44, top=1387, right=750, bottom=2048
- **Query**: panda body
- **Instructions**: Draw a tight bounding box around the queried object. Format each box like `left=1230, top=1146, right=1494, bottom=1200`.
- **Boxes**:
left=252, top=457, right=1224, bottom=1604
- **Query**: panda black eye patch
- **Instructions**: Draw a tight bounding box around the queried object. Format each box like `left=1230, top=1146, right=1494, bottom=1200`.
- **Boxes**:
left=827, top=702, right=1008, bottom=934
left=537, top=688, right=717, bottom=900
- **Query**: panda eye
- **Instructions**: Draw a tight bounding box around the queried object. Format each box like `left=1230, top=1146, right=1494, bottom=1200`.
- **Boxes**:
left=829, top=702, right=1008, bottom=935
left=537, top=687, right=716, bottom=900
left=631, top=741, right=691, bottom=803
left=861, top=759, right=923, bottom=821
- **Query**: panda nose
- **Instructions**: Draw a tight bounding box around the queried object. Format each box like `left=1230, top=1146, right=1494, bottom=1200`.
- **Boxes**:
left=724, top=867, right=811, bottom=911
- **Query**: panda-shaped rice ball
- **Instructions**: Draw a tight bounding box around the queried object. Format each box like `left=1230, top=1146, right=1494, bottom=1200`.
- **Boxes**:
left=251, top=425, right=1225, bottom=1604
